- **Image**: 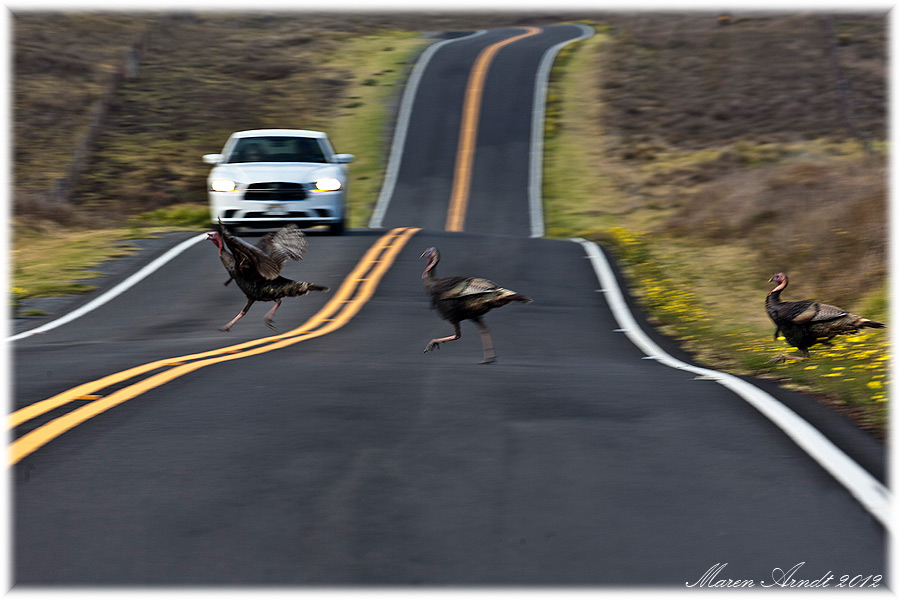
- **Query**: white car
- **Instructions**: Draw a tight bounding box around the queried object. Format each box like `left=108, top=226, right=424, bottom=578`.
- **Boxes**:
left=203, top=129, right=354, bottom=235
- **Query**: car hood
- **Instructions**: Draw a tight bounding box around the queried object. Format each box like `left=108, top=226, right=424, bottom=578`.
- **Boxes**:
left=210, top=162, right=342, bottom=183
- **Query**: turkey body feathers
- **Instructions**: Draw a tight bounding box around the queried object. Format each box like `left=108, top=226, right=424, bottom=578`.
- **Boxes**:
left=232, top=274, right=326, bottom=303
left=426, top=276, right=531, bottom=323
left=765, top=273, right=884, bottom=362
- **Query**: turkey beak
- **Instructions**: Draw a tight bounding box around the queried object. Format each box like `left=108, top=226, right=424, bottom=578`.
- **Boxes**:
left=207, top=232, right=223, bottom=256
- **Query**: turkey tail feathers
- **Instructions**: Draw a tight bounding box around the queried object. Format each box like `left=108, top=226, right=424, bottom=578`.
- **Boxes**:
left=846, top=315, right=886, bottom=329
left=495, top=288, right=531, bottom=304
left=285, top=282, right=329, bottom=297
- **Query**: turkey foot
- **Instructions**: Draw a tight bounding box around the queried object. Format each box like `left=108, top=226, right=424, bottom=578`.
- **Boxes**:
left=767, top=353, right=807, bottom=364
left=424, top=324, right=461, bottom=354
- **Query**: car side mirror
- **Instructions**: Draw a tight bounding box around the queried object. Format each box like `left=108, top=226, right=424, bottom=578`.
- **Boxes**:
left=334, top=153, right=355, bottom=164
left=203, top=153, right=223, bottom=165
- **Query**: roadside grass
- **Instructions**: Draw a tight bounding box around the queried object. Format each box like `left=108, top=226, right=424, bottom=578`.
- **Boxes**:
left=543, top=29, right=625, bottom=238
left=591, top=226, right=889, bottom=433
left=132, top=203, right=211, bottom=228
left=543, top=20, right=888, bottom=435
left=324, top=30, right=426, bottom=228
left=10, top=205, right=208, bottom=304
left=12, top=221, right=151, bottom=301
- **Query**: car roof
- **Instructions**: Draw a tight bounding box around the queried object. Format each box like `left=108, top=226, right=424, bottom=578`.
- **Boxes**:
left=229, top=129, right=327, bottom=139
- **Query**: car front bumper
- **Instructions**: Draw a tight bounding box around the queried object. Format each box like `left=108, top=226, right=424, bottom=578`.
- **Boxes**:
left=209, top=190, right=345, bottom=228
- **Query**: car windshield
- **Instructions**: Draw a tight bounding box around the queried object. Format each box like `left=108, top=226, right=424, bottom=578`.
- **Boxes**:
left=226, top=136, right=328, bottom=164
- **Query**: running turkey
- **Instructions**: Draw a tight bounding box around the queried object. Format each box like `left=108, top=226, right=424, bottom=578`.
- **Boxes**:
left=765, top=272, right=885, bottom=363
left=207, top=221, right=328, bottom=331
left=420, top=247, right=532, bottom=363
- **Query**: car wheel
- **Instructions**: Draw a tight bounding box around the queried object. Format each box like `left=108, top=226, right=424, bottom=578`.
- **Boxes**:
left=329, top=218, right=345, bottom=236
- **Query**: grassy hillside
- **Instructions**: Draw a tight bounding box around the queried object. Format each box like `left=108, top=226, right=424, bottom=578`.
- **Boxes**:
left=11, top=11, right=889, bottom=435
left=13, top=13, right=151, bottom=200
left=543, top=13, right=888, bottom=434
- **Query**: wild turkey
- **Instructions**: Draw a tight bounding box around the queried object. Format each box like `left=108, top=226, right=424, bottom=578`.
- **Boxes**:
left=765, top=272, right=885, bottom=363
left=207, top=221, right=328, bottom=331
left=420, top=247, right=532, bottom=363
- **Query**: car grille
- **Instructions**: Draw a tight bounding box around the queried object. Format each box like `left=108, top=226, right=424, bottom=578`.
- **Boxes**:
left=241, top=208, right=334, bottom=220
left=243, top=182, right=308, bottom=201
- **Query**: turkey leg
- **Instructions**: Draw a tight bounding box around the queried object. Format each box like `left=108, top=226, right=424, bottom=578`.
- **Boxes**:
left=424, top=323, right=461, bottom=353
left=221, top=299, right=254, bottom=332
left=473, top=318, right=496, bottom=364
left=263, top=299, right=282, bottom=330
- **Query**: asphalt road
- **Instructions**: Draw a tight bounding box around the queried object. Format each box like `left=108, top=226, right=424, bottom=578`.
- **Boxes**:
left=11, top=25, right=887, bottom=587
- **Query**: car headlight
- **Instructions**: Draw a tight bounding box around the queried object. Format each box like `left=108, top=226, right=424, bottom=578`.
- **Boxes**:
left=211, top=179, right=238, bottom=192
left=312, top=178, right=342, bottom=192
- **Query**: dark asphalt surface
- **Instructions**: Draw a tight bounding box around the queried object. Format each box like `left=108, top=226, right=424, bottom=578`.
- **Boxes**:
left=12, top=25, right=887, bottom=587
left=381, top=26, right=585, bottom=235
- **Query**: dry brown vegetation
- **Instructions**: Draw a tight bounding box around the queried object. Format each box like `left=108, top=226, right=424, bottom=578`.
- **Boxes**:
left=563, top=12, right=888, bottom=433
left=13, top=13, right=151, bottom=224
left=591, top=12, right=887, bottom=307
left=597, top=12, right=885, bottom=147
left=665, top=157, right=886, bottom=306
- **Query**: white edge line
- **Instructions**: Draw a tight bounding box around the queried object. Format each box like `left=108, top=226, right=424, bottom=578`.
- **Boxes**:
left=368, top=30, right=488, bottom=230
left=572, top=237, right=892, bottom=531
left=529, top=24, right=595, bottom=239
left=8, top=233, right=208, bottom=343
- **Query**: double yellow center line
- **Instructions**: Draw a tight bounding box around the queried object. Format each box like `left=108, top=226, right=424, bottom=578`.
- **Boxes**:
left=9, top=227, right=420, bottom=465
left=445, top=26, right=541, bottom=232
left=12, top=29, right=546, bottom=464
